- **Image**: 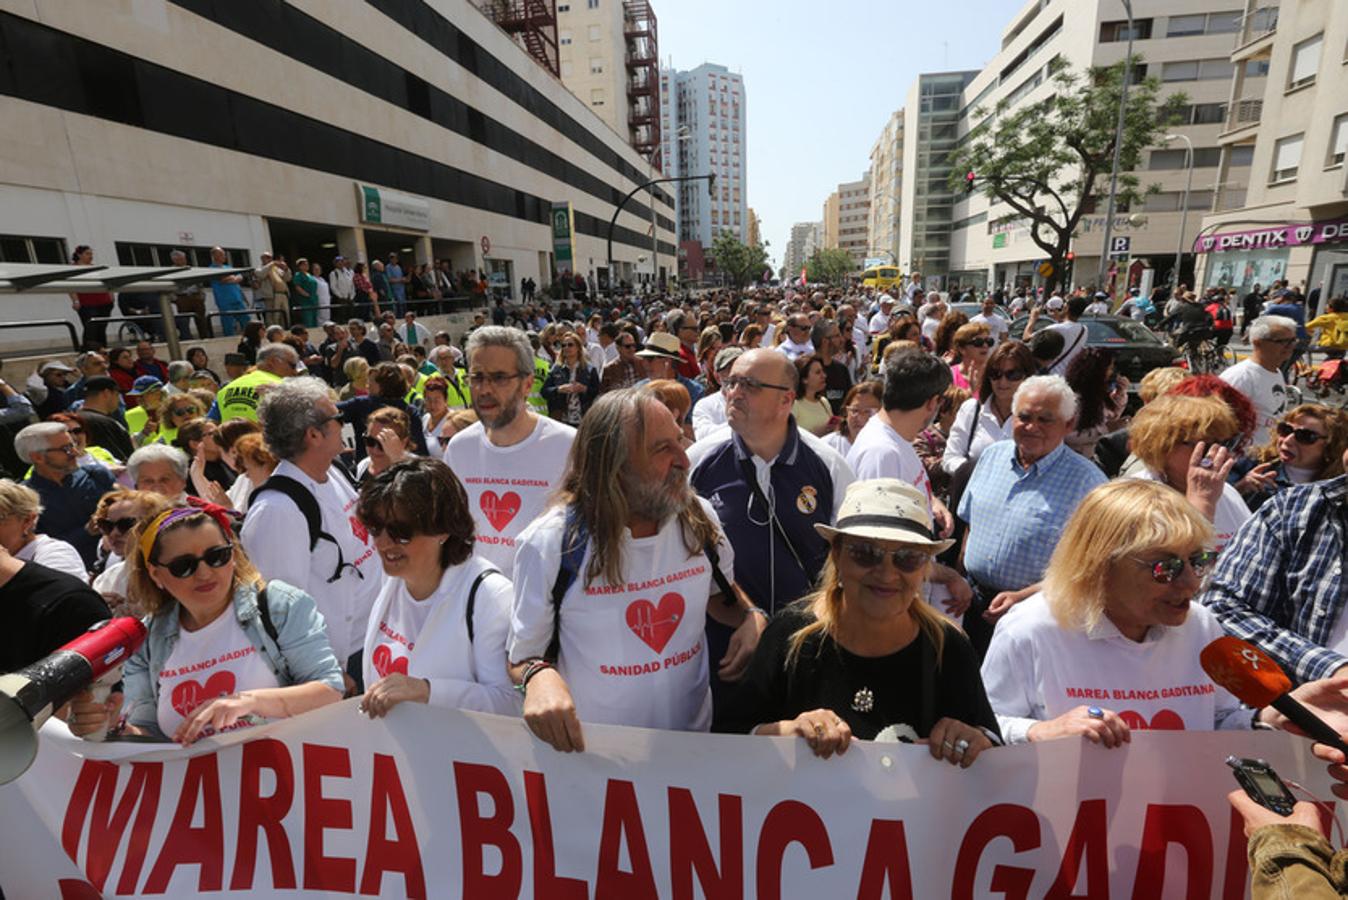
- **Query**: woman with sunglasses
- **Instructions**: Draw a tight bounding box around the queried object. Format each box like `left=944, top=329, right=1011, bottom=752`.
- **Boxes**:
left=87, top=488, right=170, bottom=615
left=722, top=479, right=1000, bottom=764
left=0, top=479, right=88, bottom=580
left=66, top=504, right=344, bottom=745
left=1127, top=393, right=1251, bottom=553
left=358, top=406, right=413, bottom=482
left=947, top=322, right=994, bottom=395
left=982, top=479, right=1299, bottom=747
left=357, top=457, right=518, bottom=719
left=941, top=341, right=1036, bottom=494
left=1238, top=404, right=1348, bottom=511
left=541, top=330, right=599, bottom=426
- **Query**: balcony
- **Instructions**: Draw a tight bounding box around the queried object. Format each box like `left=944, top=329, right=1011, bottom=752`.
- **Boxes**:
left=1219, top=98, right=1262, bottom=142
left=1214, top=183, right=1248, bottom=212
left=1231, top=4, right=1277, bottom=61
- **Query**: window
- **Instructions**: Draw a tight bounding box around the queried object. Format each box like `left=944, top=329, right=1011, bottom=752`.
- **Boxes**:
left=1271, top=134, right=1303, bottom=182
left=1099, top=18, right=1152, bottom=42
left=1206, top=11, right=1241, bottom=34
left=1166, top=14, right=1206, bottom=37
left=1143, top=190, right=1214, bottom=211
left=590, top=89, right=604, bottom=107
left=1288, top=34, right=1322, bottom=90
left=588, top=0, right=599, bottom=6
left=1162, top=61, right=1198, bottom=81
left=559, top=30, right=572, bottom=45
left=1148, top=147, right=1221, bottom=169
left=1245, top=59, right=1270, bottom=77
left=560, top=60, right=573, bottom=76
left=1330, top=114, right=1348, bottom=167
left=113, top=242, right=249, bottom=268
left=557, top=3, right=569, bottom=10
left=1162, top=59, right=1234, bottom=81
left=0, top=233, right=68, bottom=264
left=587, top=24, right=601, bottom=41
left=589, top=57, right=603, bottom=73
left=1229, top=145, right=1255, bottom=167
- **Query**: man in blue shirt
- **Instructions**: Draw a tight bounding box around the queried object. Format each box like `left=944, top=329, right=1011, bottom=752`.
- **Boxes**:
left=17, top=422, right=116, bottom=566
left=385, top=253, right=409, bottom=316
left=209, top=246, right=249, bottom=336
left=958, top=374, right=1106, bottom=654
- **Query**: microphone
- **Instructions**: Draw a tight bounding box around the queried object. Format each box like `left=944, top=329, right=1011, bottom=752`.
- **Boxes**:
left=1200, top=635, right=1348, bottom=755
left=0, top=617, right=148, bottom=785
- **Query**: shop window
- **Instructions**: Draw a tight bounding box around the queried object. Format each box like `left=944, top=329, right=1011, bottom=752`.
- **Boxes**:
left=1270, top=134, right=1303, bottom=182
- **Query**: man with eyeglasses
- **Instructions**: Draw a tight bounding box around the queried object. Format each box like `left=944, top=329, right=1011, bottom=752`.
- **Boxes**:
left=17, top=422, right=116, bottom=566
left=1220, top=315, right=1297, bottom=447
left=600, top=328, right=643, bottom=393
left=958, top=375, right=1106, bottom=656
left=775, top=315, right=815, bottom=362
left=443, top=326, right=576, bottom=573
left=242, top=377, right=381, bottom=684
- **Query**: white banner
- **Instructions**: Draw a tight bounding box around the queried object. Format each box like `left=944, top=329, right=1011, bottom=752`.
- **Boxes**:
left=0, top=700, right=1337, bottom=898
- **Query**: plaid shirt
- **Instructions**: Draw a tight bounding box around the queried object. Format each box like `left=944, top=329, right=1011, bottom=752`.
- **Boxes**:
left=1198, top=475, right=1347, bottom=684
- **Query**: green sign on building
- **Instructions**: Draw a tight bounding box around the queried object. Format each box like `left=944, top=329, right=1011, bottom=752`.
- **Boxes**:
left=551, top=202, right=576, bottom=275
left=992, top=232, right=1008, bottom=249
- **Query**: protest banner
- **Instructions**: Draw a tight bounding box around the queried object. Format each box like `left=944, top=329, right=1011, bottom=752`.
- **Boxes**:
left=0, top=699, right=1335, bottom=898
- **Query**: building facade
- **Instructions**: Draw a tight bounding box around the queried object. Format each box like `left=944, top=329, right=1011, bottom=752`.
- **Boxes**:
left=822, top=174, right=872, bottom=268
left=1194, top=0, right=1348, bottom=305
left=783, top=221, right=822, bottom=278
left=659, top=62, right=748, bottom=268
left=868, top=109, right=905, bottom=266
left=0, top=0, right=675, bottom=345
left=945, top=0, right=1249, bottom=293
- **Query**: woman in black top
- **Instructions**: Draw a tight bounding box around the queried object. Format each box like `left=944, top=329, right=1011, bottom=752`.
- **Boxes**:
left=723, top=478, right=1000, bottom=766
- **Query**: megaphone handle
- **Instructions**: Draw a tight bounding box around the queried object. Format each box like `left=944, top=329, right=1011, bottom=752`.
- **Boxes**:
left=81, top=667, right=121, bottom=743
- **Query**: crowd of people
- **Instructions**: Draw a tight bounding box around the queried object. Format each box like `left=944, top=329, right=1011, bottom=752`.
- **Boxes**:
left=6, top=274, right=1348, bottom=892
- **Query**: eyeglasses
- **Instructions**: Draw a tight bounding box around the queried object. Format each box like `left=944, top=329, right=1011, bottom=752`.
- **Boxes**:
left=170, top=407, right=196, bottom=416
left=843, top=541, right=931, bottom=573
left=964, top=338, right=996, bottom=349
left=468, top=371, right=527, bottom=388
left=1276, top=422, right=1327, bottom=445
left=1131, top=550, right=1218, bottom=585
left=45, top=443, right=79, bottom=457
left=96, top=516, right=139, bottom=535
left=722, top=375, right=791, bottom=394
left=362, top=520, right=414, bottom=544
left=1264, top=336, right=1298, bottom=345
left=157, top=543, right=234, bottom=579
left=312, top=412, right=342, bottom=430
left=66, top=426, right=85, bottom=436
left=990, top=369, right=1026, bottom=383
left=846, top=405, right=878, bottom=418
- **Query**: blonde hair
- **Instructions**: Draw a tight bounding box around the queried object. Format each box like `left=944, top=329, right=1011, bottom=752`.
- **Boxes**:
left=1042, top=480, right=1213, bottom=633
left=125, top=510, right=262, bottom=616
left=786, top=544, right=948, bottom=669
left=1129, top=394, right=1239, bottom=473
left=367, top=405, right=411, bottom=441
left=1138, top=366, right=1188, bottom=404
left=84, top=488, right=171, bottom=536
left=446, top=408, right=479, bottom=432
left=1257, top=404, right=1348, bottom=479
left=343, top=356, right=370, bottom=385
left=0, top=479, right=41, bottom=520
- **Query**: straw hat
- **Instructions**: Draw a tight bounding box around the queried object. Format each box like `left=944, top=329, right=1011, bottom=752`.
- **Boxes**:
left=814, top=479, right=955, bottom=552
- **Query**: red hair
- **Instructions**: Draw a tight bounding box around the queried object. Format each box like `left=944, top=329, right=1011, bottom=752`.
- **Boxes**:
left=1166, top=375, right=1258, bottom=452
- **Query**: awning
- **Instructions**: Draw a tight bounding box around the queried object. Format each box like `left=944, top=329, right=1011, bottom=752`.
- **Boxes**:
left=0, top=263, right=254, bottom=293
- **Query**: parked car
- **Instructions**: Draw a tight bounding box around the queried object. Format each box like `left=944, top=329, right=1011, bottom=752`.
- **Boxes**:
left=950, top=303, right=1011, bottom=322
left=1011, top=314, right=1183, bottom=393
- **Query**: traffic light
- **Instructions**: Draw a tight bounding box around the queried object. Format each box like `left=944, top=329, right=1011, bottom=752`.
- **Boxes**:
left=706, top=173, right=717, bottom=197
left=965, top=171, right=976, bottom=194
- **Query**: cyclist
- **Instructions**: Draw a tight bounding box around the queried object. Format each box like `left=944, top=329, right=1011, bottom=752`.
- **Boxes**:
left=1159, top=291, right=1215, bottom=369
left=1204, top=289, right=1236, bottom=350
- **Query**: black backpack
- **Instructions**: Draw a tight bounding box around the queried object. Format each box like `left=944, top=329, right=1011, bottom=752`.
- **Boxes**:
left=247, top=473, right=358, bottom=584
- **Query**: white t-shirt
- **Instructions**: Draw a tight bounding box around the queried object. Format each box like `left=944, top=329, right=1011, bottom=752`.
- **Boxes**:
left=1220, top=359, right=1288, bottom=447
left=508, top=498, right=734, bottom=732
left=155, top=610, right=280, bottom=739
left=240, top=460, right=382, bottom=661
left=93, top=559, right=128, bottom=602
left=226, top=472, right=255, bottom=514
left=691, top=390, right=728, bottom=442
left=443, top=415, right=576, bottom=573
left=940, top=397, right=1014, bottom=475
left=846, top=414, right=932, bottom=508
left=361, top=558, right=518, bottom=715
left=15, top=534, right=87, bottom=581
left=868, top=311, right=891, bottom=336
left=1046, top=321, right=1089, bottom=374
left=1128, top=469, right=1251, bottom=553
left=982, top=592, right=1248, bottom=744
left=921, top=315, right=942, bottom=344
left=969, top=312, right=1009, bottom=343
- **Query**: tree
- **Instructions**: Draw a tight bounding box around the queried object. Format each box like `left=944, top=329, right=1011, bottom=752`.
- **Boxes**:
left=709, top=230, right=771, bottom=287
left=806, top=247, right=856, bottom=285
left=948, top=57, right=1185, bottom=294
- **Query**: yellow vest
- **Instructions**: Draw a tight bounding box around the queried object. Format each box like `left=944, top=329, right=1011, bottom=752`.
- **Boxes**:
left=528, top=356, right=549, bottom=413
left=217, top=370, right=283, bottom=422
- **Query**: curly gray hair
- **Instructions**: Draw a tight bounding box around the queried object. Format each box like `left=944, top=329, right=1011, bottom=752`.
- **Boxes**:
left=258, top=377, right=334, bottom=461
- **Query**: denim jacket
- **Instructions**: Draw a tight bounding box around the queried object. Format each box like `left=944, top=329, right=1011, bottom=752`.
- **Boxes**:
left=123, top=579, right=345, bottom=739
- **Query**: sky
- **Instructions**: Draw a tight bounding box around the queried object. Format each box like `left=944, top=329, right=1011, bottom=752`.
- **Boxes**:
left=659, top=0, right=1022, bottom=269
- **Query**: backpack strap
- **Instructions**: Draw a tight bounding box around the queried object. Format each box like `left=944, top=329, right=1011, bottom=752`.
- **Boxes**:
left=465, top=568, right=500, bottom=645
left=255, top=583, right=292, bottom=682
left=247, top=475, right=351, bottom=584
left=545, top=505, right=589, bottom=663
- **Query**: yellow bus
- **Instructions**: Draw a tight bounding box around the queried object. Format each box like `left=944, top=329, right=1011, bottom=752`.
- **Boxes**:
left=861, top=266, right=902, bottom=291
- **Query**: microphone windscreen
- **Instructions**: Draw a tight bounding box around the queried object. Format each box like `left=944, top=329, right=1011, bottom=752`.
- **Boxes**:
left=1200, top=636, right=1292, bottom=708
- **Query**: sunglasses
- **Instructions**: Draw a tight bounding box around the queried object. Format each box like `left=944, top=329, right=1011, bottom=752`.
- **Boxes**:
left=989, top=369, right=1026, bottom=383
left=158, top=543, right=234, bottom=579
left=97, top=516, right=139, bottom=535
left=964, top=338, right=996, bottom=348
left=843, top=541, right=931, bottom=573
left=1132, top=550, right=1218, bottom=585
left=170, top=407, right=196, bottom=416
left=363, top=520, right=414, bottom=544
left=66, top=427, right=85, bottom=436
left=1276, top=422, right=1326, bottom=445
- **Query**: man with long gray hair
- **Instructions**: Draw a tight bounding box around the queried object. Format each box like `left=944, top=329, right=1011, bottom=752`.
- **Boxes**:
left=443, top=326, right=574, bottom=572
left=241, top=377, right=380, bottom=682
left=508, top=386, right=765, bottom=752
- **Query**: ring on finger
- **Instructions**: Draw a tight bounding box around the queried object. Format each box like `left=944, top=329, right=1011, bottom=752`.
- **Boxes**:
left=1198, top=457, right=1214, bottom=469
left=953, top=738, right=970, bottom=755
left=942, top=738, right=954, bottom=749
left=1087, top=706, right=1105, bottom=719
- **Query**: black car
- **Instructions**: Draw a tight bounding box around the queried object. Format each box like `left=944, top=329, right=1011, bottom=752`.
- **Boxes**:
left=1010, top=314, right=1183, bottom=388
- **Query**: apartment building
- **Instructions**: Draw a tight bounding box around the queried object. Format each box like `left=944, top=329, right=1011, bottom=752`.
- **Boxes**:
left=783, top=221, right=822, bottom=278
left=945, top=0, right=1249, bottom=292
left=822, top=174, right=872, bottom=268
left=867, top=109, right=905, bottom=266
left=1193, top=0, right=1348, bottom=305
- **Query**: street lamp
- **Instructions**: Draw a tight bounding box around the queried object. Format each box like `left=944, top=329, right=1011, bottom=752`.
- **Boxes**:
left=1162, top=133, right=1195, bottom=288
left=1097, top=0, right=1135, bottom=292
left=607, top=173, right=715, bottom=301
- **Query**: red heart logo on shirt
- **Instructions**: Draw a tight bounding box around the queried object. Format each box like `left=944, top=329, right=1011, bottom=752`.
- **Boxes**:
left=170, top=670, right=236, bottom=717
left=350, top=515, right=369, bottom=544
left=1118, top=708, right=1185, bottom=731
left=372, top=643, right=409, bottom=678
left=625, top=592, right=684, bottom=654
left=480, top=490, right=521, bottom=532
